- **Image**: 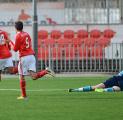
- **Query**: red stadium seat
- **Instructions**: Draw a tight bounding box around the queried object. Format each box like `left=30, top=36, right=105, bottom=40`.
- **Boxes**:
left=72, top=38, right=82, bottom=48
left=90, top=29, right=102, bottom=38
left=90, top=47, right=103, bottom=59
left=78, top=47, right=89, bottom=58
left=38, top=30, right=48, bottom=60
left=103, top=29, right=115, bottom=39
left=51, top=47, right=61, bottom=60
left=77, top=29, right=88, bottom=39
left=84, top=38, right=91, bottom=47
left=38, top=30, right=48, bottom=39
left=64, top=30, right=74, bottom=39
left=98, top=37, right=110, bottom=47
left=50, top=30, right=62, bottom=39
left=38, top=47, right=49, bottom=60
left=57, top=39, right=74, bottom=60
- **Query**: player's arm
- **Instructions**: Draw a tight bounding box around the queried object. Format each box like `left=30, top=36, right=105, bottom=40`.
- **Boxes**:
left=3, top=32, right=14, bottom=50
left=13, top=35, right=20, bottom=52
left=4, top=32, right=11, bottom=44
left=8, top=40, right=15, bottom=50
left=4, top=33, right=15, bottom=50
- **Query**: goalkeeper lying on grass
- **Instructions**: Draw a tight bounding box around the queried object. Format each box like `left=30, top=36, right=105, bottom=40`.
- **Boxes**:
left=69, top=71, right=123, bottom=92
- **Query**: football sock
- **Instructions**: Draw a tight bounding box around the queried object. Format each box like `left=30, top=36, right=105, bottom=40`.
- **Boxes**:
left=71, top=88, right=83, bottom=92
left=83, top=86, right=93, bottom=92
left=36, top=70, right=48, bottom=79
left=20, top=80, right=26, bottom=97
left=104, top=87, right=114, bottom=92
left=71, top=86, right=92, bottom=92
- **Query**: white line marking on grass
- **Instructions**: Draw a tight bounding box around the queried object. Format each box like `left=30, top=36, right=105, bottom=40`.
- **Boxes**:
left=0, top=88, right=66, bottom=92
left=0, top=89, right=20, bottom=91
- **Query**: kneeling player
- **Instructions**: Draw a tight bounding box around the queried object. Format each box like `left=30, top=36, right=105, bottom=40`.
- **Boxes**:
left=69, top=72, right=123, bottom=92
left=0, top=29, right=18, bottom=81
left=12, top=21, right=55, bottom=100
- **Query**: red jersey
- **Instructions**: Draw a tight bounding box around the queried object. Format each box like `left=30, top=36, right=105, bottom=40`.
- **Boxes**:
left=14, top=31, right=35, bottom=57
left=0, top=30, right=12, bottom=59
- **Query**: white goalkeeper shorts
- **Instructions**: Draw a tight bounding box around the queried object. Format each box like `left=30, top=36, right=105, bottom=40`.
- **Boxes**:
left=0, top=57, right=13, bottom=70
left=18, top=55, right=36, bottom=75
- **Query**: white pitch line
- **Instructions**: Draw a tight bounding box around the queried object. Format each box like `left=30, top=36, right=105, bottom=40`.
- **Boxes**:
left=0, top=89, right=20, bottom=91
left=0, top=88, right=66, bottom=92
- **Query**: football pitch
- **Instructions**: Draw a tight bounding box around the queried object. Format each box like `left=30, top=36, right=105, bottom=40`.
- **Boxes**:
left=0, top=76, right=123, bottom=120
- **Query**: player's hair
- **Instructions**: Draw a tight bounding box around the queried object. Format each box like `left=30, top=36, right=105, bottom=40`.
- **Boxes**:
left=15, top=21, right=23, bottom=31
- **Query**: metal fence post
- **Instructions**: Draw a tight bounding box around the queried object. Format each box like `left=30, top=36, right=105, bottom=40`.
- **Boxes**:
left=32, top=0, right=38, bottom=71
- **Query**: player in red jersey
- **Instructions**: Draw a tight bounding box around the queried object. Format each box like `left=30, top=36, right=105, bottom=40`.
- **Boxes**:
left=0, top=30, right=18, bottom=81
left=13, top=21, right=54, bottom=100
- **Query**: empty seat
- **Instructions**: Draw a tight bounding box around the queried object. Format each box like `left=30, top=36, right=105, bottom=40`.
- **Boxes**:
left=64, top=30, right=74, bottom=39
left=38, top=30, right=48, bottom=39
left=50, top=30, right=62, bottom=39
left=84, top=38, right=91, bottom=47
left=77, top=29, right=88, bottom=39
left=89, top=38, right=98, bottom=47
left=72, top=38, right=82, bottom=48
left=90, top=29, right=102, bottom=38
left=103, top=29, right=115, bottom=39
left=98, top=37, right=110, bottom=47
left=78, top=47, right=89, bottom=58
left=90, top=47, right=103, bottom=59
left=38, top=47, right=49, bottom=60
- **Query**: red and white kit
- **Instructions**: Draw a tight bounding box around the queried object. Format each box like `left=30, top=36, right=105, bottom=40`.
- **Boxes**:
left=14, top=31, right=35, bottom=75
left=0, top=30, right=13, bottom=70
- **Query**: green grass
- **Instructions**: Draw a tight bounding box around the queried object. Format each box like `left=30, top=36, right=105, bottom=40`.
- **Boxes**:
left=0, top=76, right=123, bottom=120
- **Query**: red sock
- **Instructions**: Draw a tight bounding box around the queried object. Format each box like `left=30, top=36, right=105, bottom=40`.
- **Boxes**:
left=20, top=80, right=26, bottom=97
left=36, top=70, right=48, bottom=79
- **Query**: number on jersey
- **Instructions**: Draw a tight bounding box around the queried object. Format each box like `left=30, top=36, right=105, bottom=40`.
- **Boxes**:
left=25, top=37, right=30, bottom=48
left=0, top=34, right=5, bottom=45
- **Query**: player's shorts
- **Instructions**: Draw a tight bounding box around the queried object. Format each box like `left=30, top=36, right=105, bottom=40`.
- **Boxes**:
left=18, top=55, right=36, bottom=75
left=103, top=76, right=123, bottom=91
left=0, top=57, right=13, bottom=70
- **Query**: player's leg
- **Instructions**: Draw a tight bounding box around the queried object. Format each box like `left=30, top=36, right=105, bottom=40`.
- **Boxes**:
left=69, top=86, right=92, bottom=92
left=7, top=67, right=18, bottom=74
left=17, top=59, right=27, bottom=100
left=69, top=75, right=121, bottom=92
left=29, top=68, right=55, bottom=80
left=68, top=82, right=105, bottom=92
left=4, top=57, right=18, bottom=74
left=95, top=86, right=121, bottom=92
left=27, top=55, right=55, bottom=80
left=0, top=59, right=6, bottom=81
left=95, top=76, right=121, bottom=92
left=17, top=75, right=27, bottom=100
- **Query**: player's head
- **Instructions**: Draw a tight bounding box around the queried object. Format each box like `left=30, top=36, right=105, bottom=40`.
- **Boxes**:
left=15, top=21, right=23, bottom=31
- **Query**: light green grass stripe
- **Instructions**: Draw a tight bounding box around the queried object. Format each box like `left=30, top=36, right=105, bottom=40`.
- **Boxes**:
left=0, top=88, right=66, bottom=91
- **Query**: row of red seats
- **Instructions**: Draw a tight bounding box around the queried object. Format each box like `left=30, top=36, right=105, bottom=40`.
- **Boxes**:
left=38, top=38, right=109, bottom=60
left=38, top=29, right=115, bottom=60
left=38, top=29, right=115, bottom=39
left=38, top=46, right=104, bottom=60
left=38, top=37, right=110, bottom=48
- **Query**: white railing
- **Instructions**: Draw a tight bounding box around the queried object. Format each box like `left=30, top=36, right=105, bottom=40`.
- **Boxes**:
left=38, top=42, right=123, bottom=73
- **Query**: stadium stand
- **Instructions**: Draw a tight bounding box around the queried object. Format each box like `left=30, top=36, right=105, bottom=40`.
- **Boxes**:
left=38, top=30, right=49, bottom=39
left=103, top=29, right=115, bottom=39
left=77, top=29, right=88, bottom=39
left=63, top=30, right=74, bottom=39
left=50, top=30, right=62, bottom=39
left=90, top=29, right=102, bottom=39
left=38, top=29, right=115, bottom=61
